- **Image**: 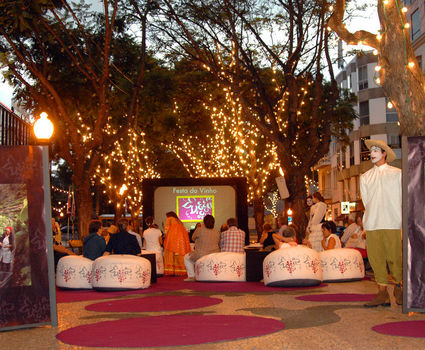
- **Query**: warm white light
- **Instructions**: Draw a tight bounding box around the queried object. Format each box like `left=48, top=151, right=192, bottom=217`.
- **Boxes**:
left=408, top=61, right=415, bottom=68
left=373, top=49, right=379, bottom=55
left=376, top=77, right=381, bottom=84
left=287, top=209, right=293, bottom=216
left=33, top=112, right=54, bottom=140
left=119, top=184, right=128, bottom=195
left=404, top=23, right=410, bottom=29
left=329, top=5, right=334, bottom=11
left=375, top=65, right=381, bottom=71
left=402, top=7, right=408, bottom=13
left=387, top=101, right=393, bottom=109
left=279, top=167, right=284, bottom=176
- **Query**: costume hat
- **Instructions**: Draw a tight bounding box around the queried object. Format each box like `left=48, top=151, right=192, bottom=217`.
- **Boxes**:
left=365, top=139, right=397, bottom=163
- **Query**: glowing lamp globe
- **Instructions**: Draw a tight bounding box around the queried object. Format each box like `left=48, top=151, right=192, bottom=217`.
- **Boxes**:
left=34, top=112, right=54, bottom=141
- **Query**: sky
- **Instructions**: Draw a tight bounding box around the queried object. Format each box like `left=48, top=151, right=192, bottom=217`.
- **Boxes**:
left=0, top=2, right=380, bottom=109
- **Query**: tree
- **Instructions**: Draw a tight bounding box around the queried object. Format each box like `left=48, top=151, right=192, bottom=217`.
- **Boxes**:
left=167, top=84, right=279, bottom=238
left=328, top=0, right=425, bottom=136
left=150, top=0, right=357, bottom=235
left=94, top=127, right=160, bottom=219
left=0, top=0, right=150, bottom=238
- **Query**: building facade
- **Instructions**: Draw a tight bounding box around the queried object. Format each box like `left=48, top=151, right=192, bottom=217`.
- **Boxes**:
left=316, top=51, right=401, bottom=223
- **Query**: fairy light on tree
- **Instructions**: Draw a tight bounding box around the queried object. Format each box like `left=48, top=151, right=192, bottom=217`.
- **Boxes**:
left=328, top=0, right=425, bottom=136
left=94, top=128, right=160, bottom=219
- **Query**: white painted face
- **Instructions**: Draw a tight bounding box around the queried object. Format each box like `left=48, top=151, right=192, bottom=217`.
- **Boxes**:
left=370, top=146, right=384, bottom=164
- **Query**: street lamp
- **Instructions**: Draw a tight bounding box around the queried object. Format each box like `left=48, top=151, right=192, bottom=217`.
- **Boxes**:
left=34, top=112, right=54, bottom=142
left=287, top=208, right=293, bottom=225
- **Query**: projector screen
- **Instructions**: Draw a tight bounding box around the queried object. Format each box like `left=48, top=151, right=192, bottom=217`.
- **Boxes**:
left=154, top=185, right=235, bottom=231
left=142, top=178, right=248, bottom=242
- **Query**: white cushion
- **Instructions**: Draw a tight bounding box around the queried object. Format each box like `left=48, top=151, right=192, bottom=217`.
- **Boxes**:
left=195, top=252, right=246, bottom=282
left=56, top=255, right=94, bottom=289
left=91, top=255, right=151, bottom=290
left=263, top=246, right=323, bottom=287
left=141, top=249, right=164, bottom=275
left=320, top=248, right=365, bottom=282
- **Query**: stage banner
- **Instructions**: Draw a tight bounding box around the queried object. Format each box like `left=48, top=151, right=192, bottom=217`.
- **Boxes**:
left=404, top=136, right=425, bottom=312
left=0, top=146, right=57, bottom=331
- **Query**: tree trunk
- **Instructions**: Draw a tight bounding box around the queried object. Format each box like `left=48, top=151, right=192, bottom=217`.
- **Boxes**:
left=73, top=175, right=93, bottom=241
left=285, top=171, right=308, bottom=242
left=253, top=196, right=265, bottom=242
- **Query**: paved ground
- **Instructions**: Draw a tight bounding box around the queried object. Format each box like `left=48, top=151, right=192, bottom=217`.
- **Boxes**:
left=1, top=278, right=425, bottom=350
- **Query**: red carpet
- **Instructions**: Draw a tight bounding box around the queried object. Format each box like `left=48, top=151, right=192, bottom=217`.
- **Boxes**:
left=56, top=315, right=285, bottom=347
left=85, top=295, right=222, bottom=312
left=56, top=287, right=167, bottom=303
left=296, top=293, right=376, bottom=302
left=57, top=277, right=327, bottom=303
left=372, top=321, right=425, bottom=338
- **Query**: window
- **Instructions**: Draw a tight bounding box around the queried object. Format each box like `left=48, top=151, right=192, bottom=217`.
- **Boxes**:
left=386, top=97, right=399, bottom=122
left=347, top=74, right=352, bottom=91
left=387, top=134, right=401, bottom=149
left=412, top=9, right=420, bottom=41
left=358, top=65, right=368, bottom=90
left=359, top=101, right=369, bottom=125
left=349, top=143, right=354, bottom=166
left=360, top=137, right=371, bottom=161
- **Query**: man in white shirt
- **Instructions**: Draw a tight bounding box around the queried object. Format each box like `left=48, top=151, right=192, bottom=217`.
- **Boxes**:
left=360, top=139, right=402, bottom=307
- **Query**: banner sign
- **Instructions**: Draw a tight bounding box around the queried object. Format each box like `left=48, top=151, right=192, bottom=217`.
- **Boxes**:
left=405, top=136, right=425, bottom=312
left=177, top=196, right=214, bottom=222
left=0, top=146, right=57, bottom=331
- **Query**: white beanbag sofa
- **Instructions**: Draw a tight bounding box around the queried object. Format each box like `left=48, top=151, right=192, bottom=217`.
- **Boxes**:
left=320, top=248, right=365, bottom=282
left=91, top=255, right=151, bottom=290
left=195, top=252, right=246, bottom=282
left=56, top=255, right=94, bottom=289
left=263, top=245, right=322, bottom=287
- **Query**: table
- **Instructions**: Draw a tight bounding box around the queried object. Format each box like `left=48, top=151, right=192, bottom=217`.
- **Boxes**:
left=140, top=253, right=157, bottom=283
left=244, top=248, right=271, bottom=282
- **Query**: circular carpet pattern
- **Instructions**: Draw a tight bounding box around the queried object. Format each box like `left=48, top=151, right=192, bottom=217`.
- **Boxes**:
left=56, top=315, right=285, bottom=347
left=372, top=321, right=425, bottom=338
left=296, top=293, right=376, bottom=302
left=85, top=295, right=222, bottom=312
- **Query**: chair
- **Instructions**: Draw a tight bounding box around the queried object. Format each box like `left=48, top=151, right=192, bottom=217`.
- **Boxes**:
left=263, top=245, right=323, bottom=287
left=195, top=252, right=246, bottom=282
left=91, top=255, right=151, bottom=290
left=56, top=255, right=94, bottom=289
left=320, top=248, right=365, bottom=282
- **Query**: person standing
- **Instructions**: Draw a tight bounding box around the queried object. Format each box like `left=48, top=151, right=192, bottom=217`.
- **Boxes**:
left=360, top=139, right=402, bottom=307
left=0, top=226, right=14, bottom=271
left=220, top=218, right=245, bottom=253
left=184, top=215, right=220, bottom=281
left=163, top=211, right=191, bottom=276
left=304, top=192, right=328, bottom=252
left=143, top=216, right=163, bottom=253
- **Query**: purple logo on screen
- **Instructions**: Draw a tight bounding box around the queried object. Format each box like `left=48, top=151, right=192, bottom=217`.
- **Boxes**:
left=177, top=196, right=214, bottom=221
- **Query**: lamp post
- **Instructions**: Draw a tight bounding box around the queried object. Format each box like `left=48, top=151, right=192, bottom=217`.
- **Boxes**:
left=33, top=112, right=54, bottom=143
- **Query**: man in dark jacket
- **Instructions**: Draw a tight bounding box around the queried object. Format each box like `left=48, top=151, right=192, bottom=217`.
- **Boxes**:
left=83, top=220, right=106, bottom=260
left=103, top=219, right=141, bottom=256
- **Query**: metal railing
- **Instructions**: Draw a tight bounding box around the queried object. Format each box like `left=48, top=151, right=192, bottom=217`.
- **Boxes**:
left=0, top=103, right=33, bottom=145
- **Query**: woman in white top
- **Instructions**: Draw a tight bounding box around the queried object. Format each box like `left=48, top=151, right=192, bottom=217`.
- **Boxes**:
left=0, top=226, right=14, bottom=271
left=304, top=192, right=328, bottom=252
left=321, top=221, right=341, bottom=250
left=142, top=216, right=163, bottom=253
